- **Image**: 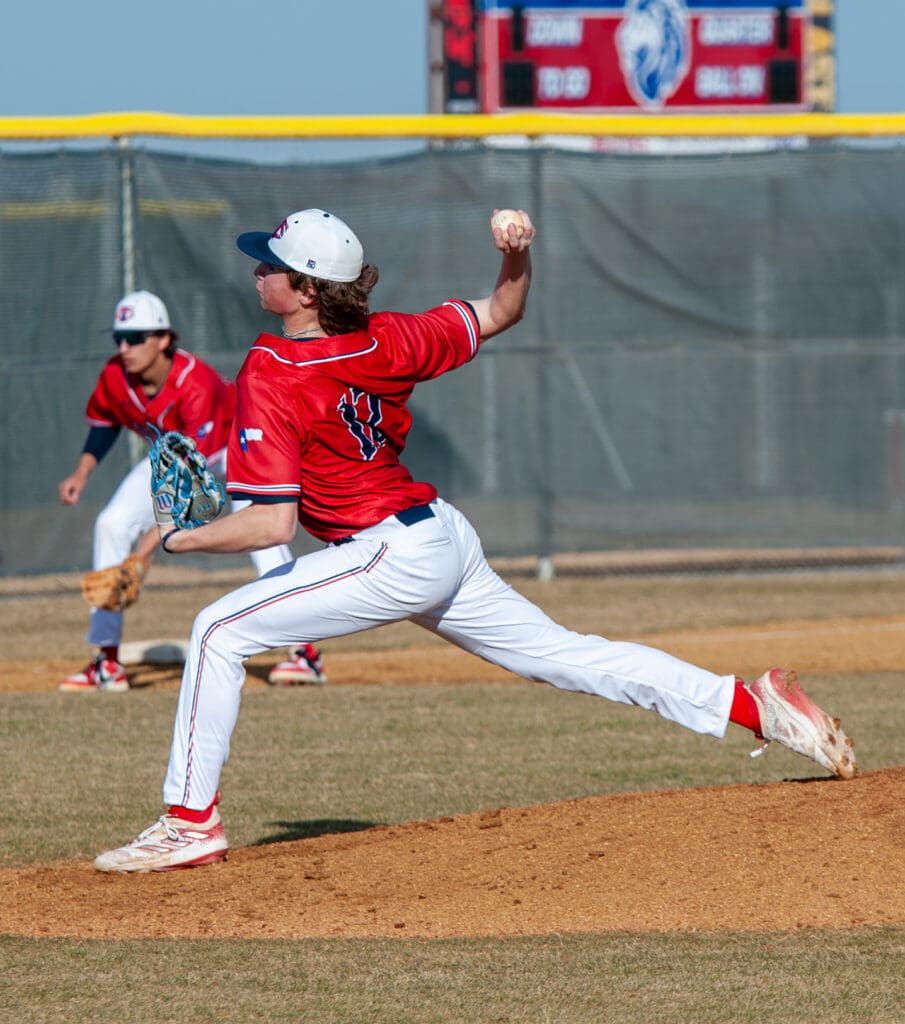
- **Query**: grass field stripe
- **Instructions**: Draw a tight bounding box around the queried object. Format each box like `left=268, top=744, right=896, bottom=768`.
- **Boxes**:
left=650, top=620, right=905, bottom=642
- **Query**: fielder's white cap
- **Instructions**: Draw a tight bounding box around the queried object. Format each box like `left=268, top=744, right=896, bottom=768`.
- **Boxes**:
left=113, top=290, right=171, bottom=331
left=236, top=209, right=364, bottom=283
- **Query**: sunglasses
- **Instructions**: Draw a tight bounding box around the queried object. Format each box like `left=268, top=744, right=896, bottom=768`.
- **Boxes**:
left=113, top=331, right=152, bottom=347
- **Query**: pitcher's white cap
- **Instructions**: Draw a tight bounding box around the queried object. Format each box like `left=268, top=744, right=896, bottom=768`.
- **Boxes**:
left=237, top=209, right=363, bottom=283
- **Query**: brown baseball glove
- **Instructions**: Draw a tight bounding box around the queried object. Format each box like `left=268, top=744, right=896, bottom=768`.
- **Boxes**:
left=81, top=555, right=149, bottom=611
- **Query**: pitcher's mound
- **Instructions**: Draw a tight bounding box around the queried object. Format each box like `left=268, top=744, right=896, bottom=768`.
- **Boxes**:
left=2, top=767, right=903, bottom=940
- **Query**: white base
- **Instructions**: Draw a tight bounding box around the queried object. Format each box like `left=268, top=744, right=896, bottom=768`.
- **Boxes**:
left=119, top=639, right=188, bottom=665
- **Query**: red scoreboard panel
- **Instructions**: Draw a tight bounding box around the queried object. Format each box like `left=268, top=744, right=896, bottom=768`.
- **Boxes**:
left=440, top=1, right=822, bottom=114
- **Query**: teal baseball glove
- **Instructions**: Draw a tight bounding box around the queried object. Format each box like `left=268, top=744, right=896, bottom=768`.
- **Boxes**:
left=149, top=431, right=225, bottom=531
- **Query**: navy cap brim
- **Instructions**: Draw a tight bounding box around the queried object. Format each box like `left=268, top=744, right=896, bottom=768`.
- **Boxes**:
left=236, top=231, right=295, bottom=270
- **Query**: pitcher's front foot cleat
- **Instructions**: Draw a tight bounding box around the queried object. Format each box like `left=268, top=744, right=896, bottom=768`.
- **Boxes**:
left=746, top=668, right=857, bottom=779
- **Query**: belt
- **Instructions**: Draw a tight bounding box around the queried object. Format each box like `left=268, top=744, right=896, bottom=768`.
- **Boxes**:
left=332, top=503, right=435, bottom=545
left=394, top=503, right=435, bottom=526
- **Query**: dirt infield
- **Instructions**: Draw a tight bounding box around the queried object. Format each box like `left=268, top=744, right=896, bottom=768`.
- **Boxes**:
left=3, top=767, right=904, bottom=939
left=3, top=561, right=905, bottom=938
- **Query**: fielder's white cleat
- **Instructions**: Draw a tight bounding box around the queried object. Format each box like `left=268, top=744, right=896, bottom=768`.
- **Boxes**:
left=746, top=668, right=857, bottom=780
left=59, top=655, right=129, bottom=693
left=267, top=643, right=328, bottom=686
left=94, top=807, right=229, bottom=873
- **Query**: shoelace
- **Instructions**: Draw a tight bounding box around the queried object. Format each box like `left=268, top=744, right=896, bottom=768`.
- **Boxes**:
left=129, top=816, right=180, bottom=846
left=749, top=738, right=771, bottom=759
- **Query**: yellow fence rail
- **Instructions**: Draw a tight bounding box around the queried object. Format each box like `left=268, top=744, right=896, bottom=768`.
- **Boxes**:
left=0, top=111, right=904, bottom=140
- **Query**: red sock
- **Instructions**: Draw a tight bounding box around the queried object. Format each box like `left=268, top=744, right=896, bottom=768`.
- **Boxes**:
left=168, top=792, right=220, bottom=823
left=101, top=646, right=119, bottom=664
left=729, top=677, right=763, bottom=737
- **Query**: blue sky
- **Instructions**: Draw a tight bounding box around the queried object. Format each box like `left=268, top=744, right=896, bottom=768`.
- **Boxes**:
left=0, top=1, right=900, bottom=119
left=836, top=1, right=905, bottom=112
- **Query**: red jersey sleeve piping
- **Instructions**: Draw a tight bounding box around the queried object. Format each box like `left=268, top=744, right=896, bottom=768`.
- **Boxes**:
left=226, top=481, right=300, bottom=499
left=227, top=490, right=298, bottom=505
left=443, top=300, right=480, bottom=357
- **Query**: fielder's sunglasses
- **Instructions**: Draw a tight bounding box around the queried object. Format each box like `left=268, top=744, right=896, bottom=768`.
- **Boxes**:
left=113, top=331, right=154, bottom=347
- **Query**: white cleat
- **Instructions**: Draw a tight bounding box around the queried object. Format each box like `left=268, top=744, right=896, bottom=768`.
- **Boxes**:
left=59, top=656, right=129, bottom=693
left=94, top=807, right=229, bottom=873
left=746, top=668, right=857, bottom=780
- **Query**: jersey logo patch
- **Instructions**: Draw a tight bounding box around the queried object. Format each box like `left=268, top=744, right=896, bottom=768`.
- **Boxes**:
left=338, top=388, right=386, bottom=460
left=239, top=427, right=264, bottom=451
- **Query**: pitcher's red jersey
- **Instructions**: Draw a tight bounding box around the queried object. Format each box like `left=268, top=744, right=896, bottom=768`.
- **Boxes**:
left=226, top=300, right=480, bottom=541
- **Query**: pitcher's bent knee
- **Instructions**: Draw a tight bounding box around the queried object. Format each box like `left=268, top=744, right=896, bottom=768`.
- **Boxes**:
left=188, top=598, right=254, bottom=668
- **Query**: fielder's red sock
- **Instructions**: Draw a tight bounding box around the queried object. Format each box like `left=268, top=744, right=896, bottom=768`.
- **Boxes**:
left=168, top=792, right=220, bottom=824
left=729, top=677, right=763, bottom=737
left=101, top=646, right=119, bottom=664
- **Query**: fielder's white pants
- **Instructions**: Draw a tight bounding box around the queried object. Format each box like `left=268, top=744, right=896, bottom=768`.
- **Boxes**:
left=164, top=498, right=735, bottom=810
left=86, top=452, right=293, bottom=648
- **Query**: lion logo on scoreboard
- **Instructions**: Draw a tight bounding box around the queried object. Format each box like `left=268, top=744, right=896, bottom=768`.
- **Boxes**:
left=616, top=0, right=691, bottom=108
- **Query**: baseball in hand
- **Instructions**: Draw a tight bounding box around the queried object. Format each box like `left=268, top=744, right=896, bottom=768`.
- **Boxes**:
left=492, top=209, right=525, bottom=238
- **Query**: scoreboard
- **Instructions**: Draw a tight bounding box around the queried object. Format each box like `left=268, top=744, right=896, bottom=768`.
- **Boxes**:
left=436, top=0, right=834, bottom=114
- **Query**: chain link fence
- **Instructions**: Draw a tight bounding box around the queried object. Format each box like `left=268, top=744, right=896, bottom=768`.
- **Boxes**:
left=2, top=140, right=905, bottom=575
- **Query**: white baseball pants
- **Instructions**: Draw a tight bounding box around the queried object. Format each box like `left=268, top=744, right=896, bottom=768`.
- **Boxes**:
left=86, top=452, right=293, bottom=648
left=164, top=498, right=735, bottom=810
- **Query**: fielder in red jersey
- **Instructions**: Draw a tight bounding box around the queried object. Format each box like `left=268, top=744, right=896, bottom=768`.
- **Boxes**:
left=94, top=208, right=857, bottom=874
left=85, top=347, right=235, bottom=459
left=57, top=290, right=293, bottom=694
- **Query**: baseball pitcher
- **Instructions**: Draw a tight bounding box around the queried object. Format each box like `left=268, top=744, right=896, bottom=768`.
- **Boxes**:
left=93, top=210, right=855, bottom=872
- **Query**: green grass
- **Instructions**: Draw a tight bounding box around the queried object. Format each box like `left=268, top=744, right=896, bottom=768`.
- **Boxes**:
left=1, top=673, right=903, bottom=1023
left=3, top=930, right=905, bottom=1024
